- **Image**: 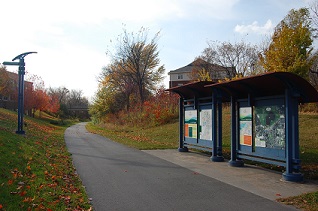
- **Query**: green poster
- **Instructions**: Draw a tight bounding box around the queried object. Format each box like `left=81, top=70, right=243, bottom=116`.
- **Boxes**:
left=185, top=110, right=197, bottom=138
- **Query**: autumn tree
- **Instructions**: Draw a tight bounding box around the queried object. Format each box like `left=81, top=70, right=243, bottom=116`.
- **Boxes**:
left=100, top=61, right=137, bottom=111
left=90, top=86, right=118, bottom=121
left=47, top=87, right=70, bottom=117
left=259, top=8, right=313, bottom=79
left=199, top=40, right=259, bottom=79
left=110, top=27, right=165, bottom=104
left=33, top=89, right=50, bottom=114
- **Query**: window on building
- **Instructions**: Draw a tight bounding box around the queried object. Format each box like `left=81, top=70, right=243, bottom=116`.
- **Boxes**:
left=177, top=74, right=183, bottom=79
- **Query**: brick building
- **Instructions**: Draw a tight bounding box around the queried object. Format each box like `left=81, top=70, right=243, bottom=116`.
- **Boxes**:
left=168, top=59, right=233, bottom=88
left=0, top=70, right=33, bottom=111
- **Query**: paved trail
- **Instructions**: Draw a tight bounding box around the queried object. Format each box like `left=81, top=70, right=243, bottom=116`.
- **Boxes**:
left=65, top=123, right=296, bottom=211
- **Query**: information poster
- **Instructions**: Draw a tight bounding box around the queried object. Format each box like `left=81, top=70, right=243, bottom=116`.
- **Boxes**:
left=185, top=110, right=197, bottom=138
left=239, top=107, right=252, bottom=146
left=200, top=109, right=212, bottom=141
left=254, top=105, right=285, bottom=149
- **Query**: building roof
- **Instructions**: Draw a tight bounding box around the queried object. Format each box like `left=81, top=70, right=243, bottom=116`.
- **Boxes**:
left=168, top=58, right=227, bottom=75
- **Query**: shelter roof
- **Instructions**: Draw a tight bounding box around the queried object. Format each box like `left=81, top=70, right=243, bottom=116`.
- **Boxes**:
left=205, top=72, right=318, bottom=103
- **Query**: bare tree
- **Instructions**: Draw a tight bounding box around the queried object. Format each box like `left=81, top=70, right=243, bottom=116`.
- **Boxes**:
left=199, top=40, right=259, bottom=79
left=309, top=50, right=318, bottom=89
left=68, top=89, right=88, bottom=108
left=47, top=86, right=69, bottom=104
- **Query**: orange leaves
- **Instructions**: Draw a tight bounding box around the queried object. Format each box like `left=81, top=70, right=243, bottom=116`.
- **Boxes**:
left=142, top=91, right=179, bottom=126
left=19, top=191, right=27, bottom=196
left=23, top=197, right=34, bottom=203
left=11, top=168, right=22, bottom=179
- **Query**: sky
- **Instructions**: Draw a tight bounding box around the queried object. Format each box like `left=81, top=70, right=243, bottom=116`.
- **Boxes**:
left=0, top=0, right=315, bottom=100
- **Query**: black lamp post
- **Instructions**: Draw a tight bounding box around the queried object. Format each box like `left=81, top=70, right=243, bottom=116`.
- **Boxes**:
left=3, top=52, right=37, bottom=134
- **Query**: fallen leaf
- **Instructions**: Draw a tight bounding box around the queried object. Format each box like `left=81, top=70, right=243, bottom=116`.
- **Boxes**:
left=20, top=191, right=27, bottom=196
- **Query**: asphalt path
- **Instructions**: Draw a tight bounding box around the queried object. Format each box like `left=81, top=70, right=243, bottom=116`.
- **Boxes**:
left=65, top=123, right=296, bottom=211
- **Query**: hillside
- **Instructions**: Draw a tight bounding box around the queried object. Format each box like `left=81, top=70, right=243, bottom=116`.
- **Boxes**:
left=0, top=108, right=91, bottom=210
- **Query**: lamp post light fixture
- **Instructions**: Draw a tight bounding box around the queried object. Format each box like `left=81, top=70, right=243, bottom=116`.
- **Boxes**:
left=2, top=52, right=37, bottom=135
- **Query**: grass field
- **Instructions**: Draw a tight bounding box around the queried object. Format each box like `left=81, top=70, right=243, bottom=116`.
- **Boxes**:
left=0, top=108, right=91, bottom=210
left=86, top=109, right=318, bottom=211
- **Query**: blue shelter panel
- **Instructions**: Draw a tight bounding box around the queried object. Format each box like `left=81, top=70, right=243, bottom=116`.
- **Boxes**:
left=237, top=96, right=286, bottom=164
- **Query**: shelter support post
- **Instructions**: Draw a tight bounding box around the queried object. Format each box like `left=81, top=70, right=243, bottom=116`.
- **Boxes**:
left=283, top=89, right=303, bottom=182
left=229, top=96, right=244, bottom=167
left=178, top=98, right=188, bottom=152
left=211, top=92, right=224, bottom=162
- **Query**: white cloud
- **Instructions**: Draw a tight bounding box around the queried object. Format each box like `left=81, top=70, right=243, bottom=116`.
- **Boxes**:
left=234, top=20, right=274, bottom=35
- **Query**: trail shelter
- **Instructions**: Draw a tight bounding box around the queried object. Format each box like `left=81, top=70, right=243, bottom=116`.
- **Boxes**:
left=168, top=72, right=318, bottom=182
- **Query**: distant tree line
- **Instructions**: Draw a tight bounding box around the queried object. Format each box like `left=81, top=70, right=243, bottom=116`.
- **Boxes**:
left=0, top=67, right=89, bottom=120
